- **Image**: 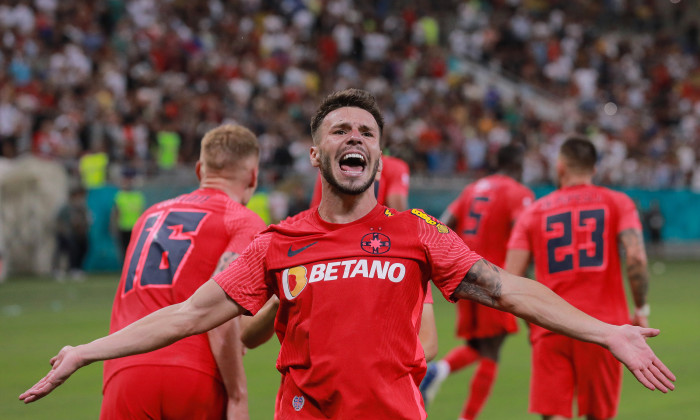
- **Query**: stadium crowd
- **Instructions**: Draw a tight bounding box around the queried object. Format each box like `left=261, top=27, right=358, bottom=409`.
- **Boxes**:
left=1, top=0, right=699, bottom=192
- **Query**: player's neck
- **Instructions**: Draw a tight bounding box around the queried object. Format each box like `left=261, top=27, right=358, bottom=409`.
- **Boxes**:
left=317, top=188, right=378, bottom=224
left=559, top=175, right=593, bottom=188
left=199, top=178, right=244, bottom=204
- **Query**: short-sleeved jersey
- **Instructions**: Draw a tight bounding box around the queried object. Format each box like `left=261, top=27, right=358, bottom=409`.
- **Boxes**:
left=309, top=155, right=410, bottom=207
left=104, top=188, right=266, bottom=390
left=214, top=204, right=482, bottom=419
left=507, top=184, right=642, bottom=343
left=448, top=174, right=534, bottom=267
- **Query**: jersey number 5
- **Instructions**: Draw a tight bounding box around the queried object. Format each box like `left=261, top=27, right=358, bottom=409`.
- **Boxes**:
left=546, top=208, right=605, bottom=274
left=124, top=210, right=207, bottom=293
left=463, top=196, right=489, bottom=235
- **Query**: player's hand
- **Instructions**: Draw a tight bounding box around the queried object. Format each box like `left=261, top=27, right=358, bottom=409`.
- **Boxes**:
left=607, top=325, right=676, bottom=393
left=18, top=345, right=84, bottom=403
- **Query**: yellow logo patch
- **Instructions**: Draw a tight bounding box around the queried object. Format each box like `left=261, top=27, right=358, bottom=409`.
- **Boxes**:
left=411, top=209, right=449, bottom=233
left=282, top=266, right=308, bottom=299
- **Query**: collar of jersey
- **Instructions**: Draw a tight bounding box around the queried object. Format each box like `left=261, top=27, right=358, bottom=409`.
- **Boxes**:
left=311, top=203, right=385, bottom=231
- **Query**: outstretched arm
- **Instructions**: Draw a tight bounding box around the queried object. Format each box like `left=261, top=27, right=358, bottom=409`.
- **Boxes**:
left=19, top=279, right=244, bottom=403
left=452, top=259, right=676, bottom=392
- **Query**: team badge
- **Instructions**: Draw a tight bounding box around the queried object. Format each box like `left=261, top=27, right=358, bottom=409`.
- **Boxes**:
left=361, top=232, right=391, bottom=254
left=292, top=395, right=305, bottom=411
left=282, top=266, right=308, bottom=300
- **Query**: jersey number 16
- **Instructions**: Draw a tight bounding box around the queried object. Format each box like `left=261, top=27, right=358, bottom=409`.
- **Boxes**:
left=123, top=210, right=207, bottom=294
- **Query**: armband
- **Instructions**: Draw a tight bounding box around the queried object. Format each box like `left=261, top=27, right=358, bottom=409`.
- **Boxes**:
left=634, top=303, right=650, bottom=318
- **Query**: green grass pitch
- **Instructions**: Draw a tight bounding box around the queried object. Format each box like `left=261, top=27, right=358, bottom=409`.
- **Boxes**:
left=1, top=259, right=698, bottom=419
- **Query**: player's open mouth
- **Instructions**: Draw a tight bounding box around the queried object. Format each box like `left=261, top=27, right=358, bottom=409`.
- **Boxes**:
left=339, top=152, right=366, bottom=175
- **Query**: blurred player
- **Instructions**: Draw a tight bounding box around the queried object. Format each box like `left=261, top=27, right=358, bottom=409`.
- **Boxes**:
left=21, top=90, right=675, bottom=419
left=101, top=124, right=266, bottom=419
left=420, top=144, right=534, bottom=418
left=505, top=136, right=652, bottom=420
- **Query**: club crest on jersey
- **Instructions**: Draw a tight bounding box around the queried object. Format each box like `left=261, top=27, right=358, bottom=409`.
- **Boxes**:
left=360, top=232, right=391, bottom=254
left=282, top=266, right=308, bottom=300
left=292, top=395, right=305, bottom=411
left=411, top=209, right=449, bottom=233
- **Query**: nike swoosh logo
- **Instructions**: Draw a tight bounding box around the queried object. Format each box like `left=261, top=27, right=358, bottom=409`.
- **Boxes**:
left=287, top=241, right=318, bottom=257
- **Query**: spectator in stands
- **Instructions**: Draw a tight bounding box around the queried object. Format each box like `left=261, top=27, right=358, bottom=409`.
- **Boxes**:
left=112, top=169, right=145, bottom=260
left=1, top=0, right=699, bottom=193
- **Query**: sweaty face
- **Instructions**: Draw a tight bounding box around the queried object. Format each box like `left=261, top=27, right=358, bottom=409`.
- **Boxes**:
left=315, top=107, right=382, bottom=196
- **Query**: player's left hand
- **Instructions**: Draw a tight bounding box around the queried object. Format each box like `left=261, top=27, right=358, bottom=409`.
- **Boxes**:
left=18, top=345, right=84, bottom=403
left=607, top=325, right=676, bottom=392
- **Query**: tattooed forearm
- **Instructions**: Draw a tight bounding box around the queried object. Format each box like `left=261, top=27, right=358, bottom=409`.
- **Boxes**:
left=452, top=259, right=503, bottom=307
left=213, top=252, right=240, bottom=276
left=627, top=262, right=649, bottom=307
left=619, top=229, right=649, bottom=307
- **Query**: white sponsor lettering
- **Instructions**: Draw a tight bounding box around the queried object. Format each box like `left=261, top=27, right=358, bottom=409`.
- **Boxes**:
left=369, top=260, right=389, bottom=279
left=309, top=264, right=325, bottom=283
left=350, top=259, right=368, bottom=278
left=340, top=260, right=356, bottom=277
left=285, top=259, right=406, bottom=286
left=325, top=261, right=340, bottom=280
left=388, top=263, right=406, bottom=283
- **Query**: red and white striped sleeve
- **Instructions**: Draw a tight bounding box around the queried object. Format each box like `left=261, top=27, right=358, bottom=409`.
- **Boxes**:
left=416, top=214, right=482, bottom=302
left=214, top=232, right=274, bottom=315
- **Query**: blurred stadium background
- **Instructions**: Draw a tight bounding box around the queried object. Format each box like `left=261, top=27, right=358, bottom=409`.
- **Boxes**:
left=1, top=0, right=699, bottom=418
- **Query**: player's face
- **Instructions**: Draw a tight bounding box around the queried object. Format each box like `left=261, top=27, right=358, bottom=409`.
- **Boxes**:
left=312, top=107, right=382, bottom=196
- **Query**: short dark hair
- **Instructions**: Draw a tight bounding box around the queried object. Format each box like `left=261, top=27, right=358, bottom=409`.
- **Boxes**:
left=559, top=136, right=597, bottom=173
left=497, top=143, right=525, bottom=172
left=310, top=89, right=384, bottom=144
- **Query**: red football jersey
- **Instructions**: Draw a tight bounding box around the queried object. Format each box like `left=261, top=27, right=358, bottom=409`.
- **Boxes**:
left=508, top=184, right=642, bottom=343
left=448, top=174, right=534, bottom=267
left=309, top=155, right=410, bottom=207
left=104, top=188, right=266, bottom=389
left=214, top=204, right=481, bottom=419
